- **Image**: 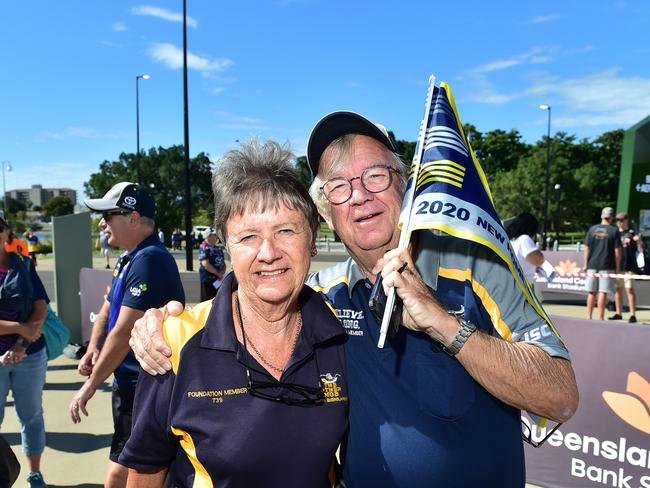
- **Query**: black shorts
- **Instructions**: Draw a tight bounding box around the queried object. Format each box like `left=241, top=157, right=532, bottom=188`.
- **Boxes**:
left=109, top=384, right=135, bottom=463
left=200, top=281, right=218, bottom=302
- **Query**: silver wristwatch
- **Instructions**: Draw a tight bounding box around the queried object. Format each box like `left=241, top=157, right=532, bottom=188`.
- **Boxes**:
left=443, top=317, right=477, bottom=356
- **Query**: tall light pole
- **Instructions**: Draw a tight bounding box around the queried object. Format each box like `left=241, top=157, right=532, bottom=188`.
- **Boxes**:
left=539, top=104, right=552, bottom=249
left=1, top=161, right=12, bottom=213
left=182, top=0, right=193, bottom=271
left=554, top=183, right=561, bottom=243
left=136, top=73, right=151, bottom=185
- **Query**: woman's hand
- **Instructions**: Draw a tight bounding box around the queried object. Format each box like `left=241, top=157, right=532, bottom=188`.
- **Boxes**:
left=1, top=343, right=27, bottom=364
left=17, top=321, right=41, bottom=342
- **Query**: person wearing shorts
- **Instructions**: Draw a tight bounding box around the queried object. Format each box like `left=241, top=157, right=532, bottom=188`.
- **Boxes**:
left=583, top=207, right=621, bottom=320
left=610, top=212, right=644, bottom=323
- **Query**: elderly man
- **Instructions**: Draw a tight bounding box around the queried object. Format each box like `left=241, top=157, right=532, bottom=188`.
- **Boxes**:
left=69, top=182, right=185, bottom=488
left=131, top=113, right=578, bottom=486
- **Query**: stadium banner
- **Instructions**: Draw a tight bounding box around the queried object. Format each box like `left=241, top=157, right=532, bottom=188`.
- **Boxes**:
left=536, top=251, right=587, bottom=295
left=524, top=315, right=650, bottom=487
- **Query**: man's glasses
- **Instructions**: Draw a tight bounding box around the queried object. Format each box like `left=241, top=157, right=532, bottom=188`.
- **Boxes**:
left=321, top=164, right=398, bottom=205
left=101, top=210, right=132, bottom=220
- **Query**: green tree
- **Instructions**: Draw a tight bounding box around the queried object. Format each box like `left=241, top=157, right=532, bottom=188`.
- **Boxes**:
left=4, top=196, right=26, bottom=214
left=84, top=145, right=214, bottom=239
left=295, top=156, right=313, bottom=189
left=43, top=195, right=74, bottom=217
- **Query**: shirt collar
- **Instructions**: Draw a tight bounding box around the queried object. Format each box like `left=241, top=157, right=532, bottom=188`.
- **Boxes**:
left=126, top=233, right=161, bottom=258
left=201, top=272, right=344, bottom=352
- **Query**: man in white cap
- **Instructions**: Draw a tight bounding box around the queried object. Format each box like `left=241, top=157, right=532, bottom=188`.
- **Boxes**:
left=583, top=206, right=621, bottom=320
left=68, top=182, right=184, bottom=488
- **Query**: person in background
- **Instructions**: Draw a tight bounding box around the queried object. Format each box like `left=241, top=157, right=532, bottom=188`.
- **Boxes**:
left=5, top=226, right=29, bottom=258
left=610, top=212, right=643, bottom=323
left=24, top=229, right=39, bottom=267
left=157, top=228, right=164, bottom=246
left=198, top=230, right=226, bottom=302
left=171, top=229, right=182, bottom=251
left=507, top=213, right=545, bottom=299
left=96, top=229, right=112, bottom=269
left=0, top=215, right=49, bottom=488
left=69, top=182, right=184, bottom=488
left=583, top=207, right=621, bottom=320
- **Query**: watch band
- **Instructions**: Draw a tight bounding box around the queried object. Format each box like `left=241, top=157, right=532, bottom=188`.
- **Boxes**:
left=443, top=317, right=477, bottom=356
left=16, top=337, right=31, bottom=348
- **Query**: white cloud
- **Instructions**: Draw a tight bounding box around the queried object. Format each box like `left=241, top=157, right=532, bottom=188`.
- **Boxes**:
left=526, top=14, right=563, bottom=24
left=527, top=68, right=650, bottom=127
left=36, top=127, right=129, bottom=142
left=131, top=6, right=198, bottom=28
left=474, top=47, right=557, bottom=74
left=113, top=21, right=127, bottom=31
left=215, top=112, right=270, bottom=131
left=211, top=87, right=225, bottom=95
left=99, top=40, right=123, bottom=48
left=149, top=43, right=232, bottom=75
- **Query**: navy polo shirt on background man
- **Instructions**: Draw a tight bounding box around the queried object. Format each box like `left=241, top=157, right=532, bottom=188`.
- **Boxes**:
left=308, top=231, right=569, bottom=487
left=120, top=272, right=348, bottom=487
left=108, top=233, right=185, bottom=390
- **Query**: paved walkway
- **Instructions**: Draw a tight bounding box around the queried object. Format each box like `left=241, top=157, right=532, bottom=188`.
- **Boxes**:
left=3, top=285, right=649, bottom=485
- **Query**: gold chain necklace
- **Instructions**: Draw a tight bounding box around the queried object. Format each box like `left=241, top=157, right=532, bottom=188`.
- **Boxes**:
left=235, top=292, right=302, bottom=374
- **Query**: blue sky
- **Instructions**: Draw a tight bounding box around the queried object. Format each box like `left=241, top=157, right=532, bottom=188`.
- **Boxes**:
left=1, top=1, right=648, bottom=202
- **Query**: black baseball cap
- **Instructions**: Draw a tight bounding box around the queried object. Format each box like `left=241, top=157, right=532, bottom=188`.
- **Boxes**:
left=84, top=182, right=156, bottom=219
left=307, top=111, right=396, bottom=177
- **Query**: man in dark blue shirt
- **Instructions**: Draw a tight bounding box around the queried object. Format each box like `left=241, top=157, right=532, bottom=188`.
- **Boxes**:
left=69, top=182, right=184, bottom=488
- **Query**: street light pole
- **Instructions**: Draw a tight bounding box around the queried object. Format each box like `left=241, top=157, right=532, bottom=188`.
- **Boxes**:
left=182, top=0, right=193, bottom=271
left=136, top=74, right=150, bottom=185
left=1, top=161, right=12, bottom=212
left=539, top=104, right=552, bottom=250
left=554, top=183, right=561, bottom=243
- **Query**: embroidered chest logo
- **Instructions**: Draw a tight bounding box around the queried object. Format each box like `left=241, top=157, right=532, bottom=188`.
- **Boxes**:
left=335, top=308, right=364, bottom=336
left=320, top=373, right=347, bottom=403
left=129, top=283, right=148, bottom=297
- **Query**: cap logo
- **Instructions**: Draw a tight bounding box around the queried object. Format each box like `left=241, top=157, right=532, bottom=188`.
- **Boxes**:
left=124, top=196, right=137, bottom=207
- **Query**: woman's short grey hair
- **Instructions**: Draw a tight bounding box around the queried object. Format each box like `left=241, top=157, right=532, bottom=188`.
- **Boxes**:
left=308, top=134, right=408, bottom=218
left=212, top=139, right=320, bottom=245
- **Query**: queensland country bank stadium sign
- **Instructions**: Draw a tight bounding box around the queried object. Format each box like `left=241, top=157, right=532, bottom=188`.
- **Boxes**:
left=524, top=316, right=650, bottom=488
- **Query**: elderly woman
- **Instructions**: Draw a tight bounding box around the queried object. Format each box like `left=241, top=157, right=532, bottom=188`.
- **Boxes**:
left=119, top=140, right=348, bottom=487
left=0, top=216, right=49, bottom=488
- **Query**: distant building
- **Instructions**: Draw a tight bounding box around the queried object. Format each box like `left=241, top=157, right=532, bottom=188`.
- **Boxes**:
left=6, top=184, right=77, bottom=208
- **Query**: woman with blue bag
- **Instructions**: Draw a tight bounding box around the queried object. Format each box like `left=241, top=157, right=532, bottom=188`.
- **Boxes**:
left=0, top=215, right=50, bottom=488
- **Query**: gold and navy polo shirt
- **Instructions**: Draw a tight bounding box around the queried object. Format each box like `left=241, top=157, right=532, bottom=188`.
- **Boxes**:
left=119, top=272, right=348, bottom=487
left=307, top=230, right=569, bottom=487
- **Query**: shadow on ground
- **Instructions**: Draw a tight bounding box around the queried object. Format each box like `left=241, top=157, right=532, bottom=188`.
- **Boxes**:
left=3, top=432, right=112, bottom=453
left=49, top=484, right=103, bottom=488
left=43, top=382, right=112, bottom=392
left=48, top=364, right=79, bottom=372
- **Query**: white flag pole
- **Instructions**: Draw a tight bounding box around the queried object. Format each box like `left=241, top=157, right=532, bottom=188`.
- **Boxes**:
left=378, top=74, right=437, bottom=348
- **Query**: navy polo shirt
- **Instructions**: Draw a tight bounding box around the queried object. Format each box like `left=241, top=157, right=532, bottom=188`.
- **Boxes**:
left=120, top=272, right=348, bottom=487
left=198, top=242, right=225, bottom=283
left=307, top=231, right=570, bottom=487
left=107, top=234, right=185, bottom=390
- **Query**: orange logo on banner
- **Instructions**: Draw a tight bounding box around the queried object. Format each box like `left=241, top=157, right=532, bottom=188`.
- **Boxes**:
left=556, top=260, right=581, bottom=275
left=602, top=371, right=650, bottom=434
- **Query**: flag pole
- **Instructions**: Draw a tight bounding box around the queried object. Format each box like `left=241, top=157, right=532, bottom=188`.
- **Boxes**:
left=378, top=74, right=437, bottom=348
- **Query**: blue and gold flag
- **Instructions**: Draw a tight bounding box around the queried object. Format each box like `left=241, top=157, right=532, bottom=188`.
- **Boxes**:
left=399, top=81, right=553, bottom=330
